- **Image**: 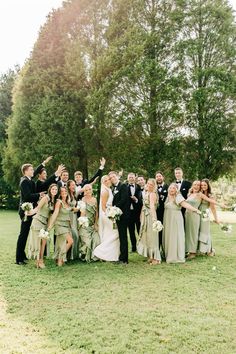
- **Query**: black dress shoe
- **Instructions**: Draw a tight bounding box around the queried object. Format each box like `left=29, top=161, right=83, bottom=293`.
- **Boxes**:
left=15, top=261, right=27, bottom=265
left=118, top=261, right=128, bottom=265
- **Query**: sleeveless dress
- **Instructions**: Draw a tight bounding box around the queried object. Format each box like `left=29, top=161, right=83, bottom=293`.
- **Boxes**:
left=163, top=194, right=185, bottom=263
left=185, top=196, right=201, bottom=253
left=198, top=200, right=212, bottom=253
left=28, top=197, right=50, bottom=260
left=68, top=197, right=79, bottom=260
left=54, top=200, right=71, bottom=261
left=137, top=193, right=161, bottom=261
left=93, top=187, right=120, bottom=261
left=78, top=201, right=100, bottom=262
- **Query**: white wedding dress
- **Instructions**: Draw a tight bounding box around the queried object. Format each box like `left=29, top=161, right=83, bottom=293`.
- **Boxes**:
left=93, top=186, right=120, bottom=261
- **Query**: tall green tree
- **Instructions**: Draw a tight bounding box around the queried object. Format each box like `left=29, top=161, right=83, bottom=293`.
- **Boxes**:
left=176, top=0, right=236, bottom=178
left=2, top=0, right=236, bottom=188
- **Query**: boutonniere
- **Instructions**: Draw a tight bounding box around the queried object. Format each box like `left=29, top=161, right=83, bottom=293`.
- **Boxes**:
left=163, top=190, right=167, bottom=193
left=182, top=188, right=186, bottom=191
left=114, top=190, right=119, bottom=195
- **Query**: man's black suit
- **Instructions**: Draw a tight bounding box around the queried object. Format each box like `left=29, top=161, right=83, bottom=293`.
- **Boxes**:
left=36, top=174, right=58, bottom=193
left=76, top=168, right=103, bottom=200
left=156, top=183, right=169, bottom=247
left=177, top=180, right=192, bottom=217
left=112, top=182, right=129, bottom=263
left=127, top=184, right=142, bottom=252
left=16, top=164, right=44, bottom=263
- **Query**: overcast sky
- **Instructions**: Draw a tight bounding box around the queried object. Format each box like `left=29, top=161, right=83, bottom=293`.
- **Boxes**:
left=0, top=0, right=235, bottom=75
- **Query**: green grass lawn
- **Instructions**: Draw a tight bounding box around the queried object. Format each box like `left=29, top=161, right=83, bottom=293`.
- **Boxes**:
left=0, top=210, right=236, bottom=354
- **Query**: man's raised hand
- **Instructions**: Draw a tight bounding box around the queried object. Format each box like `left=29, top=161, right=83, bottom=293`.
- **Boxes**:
left=100, top=157, right=106, bottom=168
left=55, top=164, right=65, bottom=177
left=43, top=156, right=53, bottom=165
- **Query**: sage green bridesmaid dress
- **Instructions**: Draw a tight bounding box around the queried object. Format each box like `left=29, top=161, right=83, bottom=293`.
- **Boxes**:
left=68, top=198, right=79, bottom=260
left=54, top=200, right=71, bottom=261
left=78, top=202, right=100, bottom=262
left=137, top=193, right=161, bottom=261
left=199, top=200, right=212, bottom=253
left=28, top=197, right=50, bottom=260
left=185, top=196, right=201, bottom=254
left=163, top=194, right=185, bottom=263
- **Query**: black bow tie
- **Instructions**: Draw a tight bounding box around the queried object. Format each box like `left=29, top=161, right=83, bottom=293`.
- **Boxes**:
left=176, top=180, right=181, bottom=184
left=158, top=185, right=162, bottom=188
left=129, top=184, right=134, bottom=187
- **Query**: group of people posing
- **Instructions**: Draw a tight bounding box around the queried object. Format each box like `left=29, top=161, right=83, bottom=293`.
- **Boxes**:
left=15, top=156, right=223, bottom=268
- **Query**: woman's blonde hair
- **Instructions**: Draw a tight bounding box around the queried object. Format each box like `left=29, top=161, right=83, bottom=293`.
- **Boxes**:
left=147, top=178, right=157, bottom=193
left=101, top=175, right=109, bottom=184
left=168, top=183, right=178, bottom=195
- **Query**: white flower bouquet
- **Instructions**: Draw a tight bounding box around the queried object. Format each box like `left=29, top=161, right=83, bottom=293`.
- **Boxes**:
left=21, top=202, right=33, bottom=221
left=153, top=220, right=163, bottom=232
left=78, top=216, right=89, bottom=228
left=77, top=200, right=86, bottom=211
left=202, top=208, right=210, bottom=222
left=231, top=204, right=236, bottom=213
left=38, top=228, right=50, bottom=240
left=106, top=206, right=123, bottom=229
left=220, top=223, right=232, bottom=234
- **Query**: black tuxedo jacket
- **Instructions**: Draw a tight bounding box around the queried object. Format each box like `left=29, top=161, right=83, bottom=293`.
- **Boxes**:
left=127, top=183, right=142, bottom=214
left=57, top=180, right=67, bottom=189
left=156, top=183, right=169, bottom=221
left=76, top=168, right=103, bottom=200
left=18, top=164, right=43, bottom=217
left=36, top=174, right=58, bottom=193
left=112, top=182, right=129, bottom=220
left=179, top=180, right=192, bottom=200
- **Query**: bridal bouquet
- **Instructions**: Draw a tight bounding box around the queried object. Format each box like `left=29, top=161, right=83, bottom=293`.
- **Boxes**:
left=231, top=204, right=236, bottom=213
left=38, top=228, right=50, bottom=240
left=106, top=206, right=123, bottom=229
left=202, top=208, right=210, bottom=222
left=78, top=216, right=89, bottom=228
left=153, top=220, right=163, bottom=232
left=220, top=223, right=232, bottom=234
left=21, top=202, right=33, bottom=221
left=77, top=200, right=86, bottom=211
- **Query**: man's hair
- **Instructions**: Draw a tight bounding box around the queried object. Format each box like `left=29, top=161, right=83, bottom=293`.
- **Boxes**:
left=174, top=167, right=183, bottom=172
left=21, top=164, right=32, bottom=175
left=61, top=170, right=69, bottom=175
left=155, top=171, right=164, bottom=177
left=108, top=171, right=117, bottom=176
left=39, top=168, right=46, bottom=175
left=74, top=171, right=83, bottom=177
left=128, top=172, right=135, bottom=177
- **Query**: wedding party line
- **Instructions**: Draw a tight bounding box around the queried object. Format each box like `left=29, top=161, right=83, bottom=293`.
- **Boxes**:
left=15, top=156, right=227, bottom=268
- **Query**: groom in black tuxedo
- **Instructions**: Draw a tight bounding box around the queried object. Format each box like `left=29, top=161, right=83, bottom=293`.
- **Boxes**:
left=155, top=171, right=168, bottom=249
left=127, top=172, right=142, bottom=252
left=174, top=167, right=191, bottom=217
left=109, top=171, right=130, bottom=264
left=15, top=156, right=53, bottom=265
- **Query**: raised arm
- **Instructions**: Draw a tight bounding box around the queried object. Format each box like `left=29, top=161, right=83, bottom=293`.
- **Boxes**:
left=33, top=156, right=53, bottom=178
left=210, top=203, right=219, bottom=224
left=180, top=200, right=201, bottom=214
left=199, top=192, right=225, bottom=208
left=28, top=195, right=48, bottom=216
left=87, top=157, right=106, bottom=185
left=48, top=200, right=61, bottom=230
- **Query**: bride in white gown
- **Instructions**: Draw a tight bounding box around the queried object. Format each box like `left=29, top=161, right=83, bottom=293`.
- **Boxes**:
left=93, top=175, right=120, bottom=261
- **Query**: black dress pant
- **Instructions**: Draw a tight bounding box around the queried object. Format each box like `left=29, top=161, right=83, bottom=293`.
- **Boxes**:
left=16, top=216, right=32, bottom=262
left=117, top=218, right=128, bottom=263
left=127, top=210, right=140, bottom=251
